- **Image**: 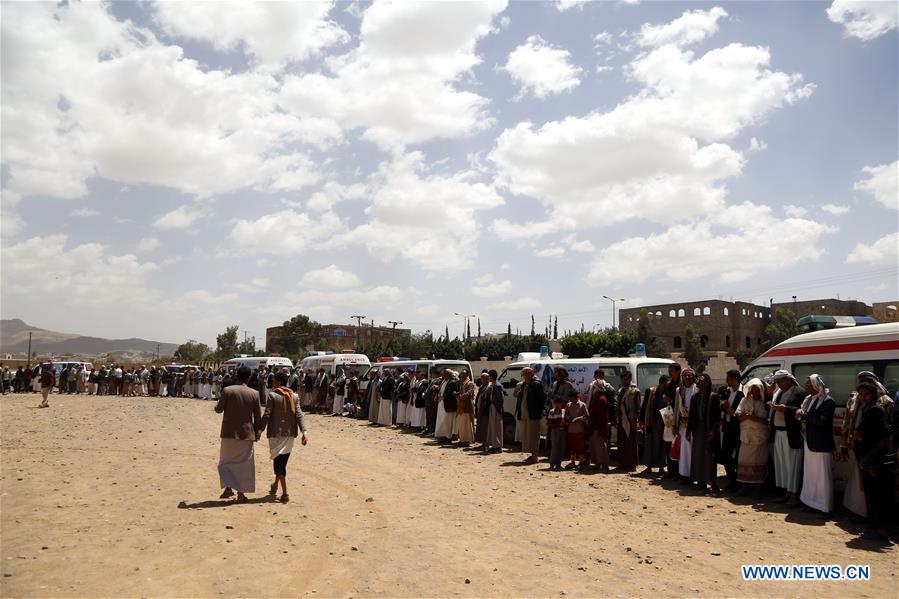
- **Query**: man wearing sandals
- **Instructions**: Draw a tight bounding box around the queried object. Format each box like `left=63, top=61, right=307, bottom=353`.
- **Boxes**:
left=214, top=366, right=262, bottom=503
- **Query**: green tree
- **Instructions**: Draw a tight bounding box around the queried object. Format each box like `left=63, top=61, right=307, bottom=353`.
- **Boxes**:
left=280, top=314, right=319, bottom=356
left=683, top=326, right=707, bottom=372
left=733, top=348, right=754, bottom=370
left=553, top=316, right=558, bottom=340
left=507, top=322, right=512, bottom=337
left=214, top=325, right=239, bottom=360
left=174, top=340, right=210, bottom=364
left=635, top=309, right=669, bottom=357
left=559, top=329, right=638, bottom=358
left=762, top=308, right=798, bottom=351
left=477, top=318, right=481, bottom=338
left=530, top=315, right=535, bottom=336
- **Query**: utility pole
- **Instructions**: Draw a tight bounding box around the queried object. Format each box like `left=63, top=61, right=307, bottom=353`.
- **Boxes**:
left=388, top=320, right=403, bottom=343
left=351, top=315, right=366, bottom=350
left=26, top=332, right=32, bottom=368
left=156, top=343, right=160, bottom=362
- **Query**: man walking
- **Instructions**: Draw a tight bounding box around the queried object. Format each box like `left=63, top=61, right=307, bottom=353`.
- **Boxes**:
left=38, top=364, right=55, bottom=408
left=214, top=366, right=262, bottom=503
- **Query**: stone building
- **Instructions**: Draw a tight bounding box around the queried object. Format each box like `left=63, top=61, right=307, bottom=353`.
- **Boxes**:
left=266, top=323, right=412, bottom=353
left=620, top=298, right=876, bottom=354
left=620, top=299, right=771, bottom=353
left=871, top=301, right=898, bottom=323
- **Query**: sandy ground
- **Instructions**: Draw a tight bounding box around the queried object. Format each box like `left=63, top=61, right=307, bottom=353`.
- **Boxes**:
left=1, top=392, right=896, bottom=598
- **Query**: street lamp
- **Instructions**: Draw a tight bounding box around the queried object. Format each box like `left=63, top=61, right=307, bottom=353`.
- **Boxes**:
left=602, top=296, right=625, bottom=329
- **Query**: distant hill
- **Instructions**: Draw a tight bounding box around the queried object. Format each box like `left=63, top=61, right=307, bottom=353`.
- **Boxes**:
left=0, top=319, right=179, bottom=357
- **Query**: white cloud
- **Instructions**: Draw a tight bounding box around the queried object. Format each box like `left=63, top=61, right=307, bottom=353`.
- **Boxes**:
left=1, top=235, right=160, bottom=314
left=136, top=237, right=161, bottom=253
left=846, top=232, right=899, bottom=264
left=821, top=203, right=850, bottom=215
left=784, top=205, right=808, bottom=218
left=301, top=264, right=362, bottom=288
left=153, top=2, right=349, bottom=68
left=854, top=160, right=898, bottom=210
left=637, top=6, right=728, bottom=48
left=280, top=1, right=508, bottom=148
left=71, top=207, right=100, bottom=217
left=487, top=297, right=541, bottom=312
left=471, top=276, right=513, bottom=297
left=501, top=35, right=582, bottom=99
left=556, top=1, right=587, bottom=12
left=416, top=304, right=441, bottom=316
left=153, top=206, right=208, bottom=230
left=535, top=246, right=566, bottom=257
left=569, top=238, right=595, bottom=253
left=1, top=2, right=330, bottom=205
left=588, top=202, right=837, bottom=285
left=490, top=40, right=813, bottom=234
left=306, top=182, right=368, bottom=212
left=229, top=209, right=342, bottom=256
left=749, top=137, right=767, bottom=152
left=342, top=152, right=503, bottom=271
left=594, top=32, right=613, bottom=46
left=826, top=0, right=898, bottom=41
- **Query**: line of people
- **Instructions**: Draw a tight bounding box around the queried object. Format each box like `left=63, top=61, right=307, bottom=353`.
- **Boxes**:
left=338, top=362, right=897, bottom=543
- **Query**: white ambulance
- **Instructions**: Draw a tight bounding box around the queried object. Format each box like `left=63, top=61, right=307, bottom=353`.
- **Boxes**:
left=298, top=352, right=371, bottom=378
left=741, top=322, right=899, bottom=489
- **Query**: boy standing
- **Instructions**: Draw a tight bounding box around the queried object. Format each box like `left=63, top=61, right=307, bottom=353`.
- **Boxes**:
left=565, top=389, right=588, bottom=470
left=547, top=398, right=568, bottom=470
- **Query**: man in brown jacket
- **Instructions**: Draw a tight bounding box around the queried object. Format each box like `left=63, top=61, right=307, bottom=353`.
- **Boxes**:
left=214, top=366, right=262, bottom=503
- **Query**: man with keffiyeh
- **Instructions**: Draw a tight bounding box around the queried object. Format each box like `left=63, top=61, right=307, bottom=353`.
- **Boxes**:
left=259, top=370, right=308, bottom=503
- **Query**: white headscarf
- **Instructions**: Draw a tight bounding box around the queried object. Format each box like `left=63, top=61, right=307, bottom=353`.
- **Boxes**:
left=808, top=373, right=828, bottom=400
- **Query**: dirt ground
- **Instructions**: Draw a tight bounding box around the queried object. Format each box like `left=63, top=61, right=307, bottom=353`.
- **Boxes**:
left=1, top=392, right=895, bottom=598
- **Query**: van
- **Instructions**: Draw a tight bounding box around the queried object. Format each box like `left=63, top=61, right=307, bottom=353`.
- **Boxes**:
left=741, top=322, right=899, bottom=490
left=221, top=356, right=294, bottom=372
left=363, top=359, right=473, bottom=390
left=32, top=361, right=94, bottom=391
left=299, top=353, right=372, bottom=379
left=497, top=356, right=675, bottom=444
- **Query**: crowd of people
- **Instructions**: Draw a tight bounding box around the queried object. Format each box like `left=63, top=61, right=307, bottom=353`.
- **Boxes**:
left=13, top=358, right=897, bottom=542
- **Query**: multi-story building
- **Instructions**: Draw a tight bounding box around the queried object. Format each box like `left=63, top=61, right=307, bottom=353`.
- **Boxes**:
left=619, top=298, right=875, bottom=354
left=266, top=323, right=412, bottom=354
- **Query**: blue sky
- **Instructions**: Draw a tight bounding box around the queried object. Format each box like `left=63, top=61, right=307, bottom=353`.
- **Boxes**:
left=1, top=1, right=896, bottom=347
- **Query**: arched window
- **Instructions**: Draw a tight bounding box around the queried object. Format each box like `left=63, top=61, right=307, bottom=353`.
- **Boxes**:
left=669, top=309, right=676, bottom=318
left=725, top=335, right=731, bottom=348
left=757, top=337, right=762, bottom=347
left=678, top=309, right=685, bottom=317
left=723, top=307, right=729, bottom=316
left=700, top=334, right=708, bottom=348
left=655, top=311, right=662, bottom=317
left=742, top=308, right=746, bottom=316
left=703, top=307, right=710, bottom=316
left=673, top=336, right=683, bottom=349
left=693, top=307, right=701, bottom=316
left=745, top=336, right=751, bottom=348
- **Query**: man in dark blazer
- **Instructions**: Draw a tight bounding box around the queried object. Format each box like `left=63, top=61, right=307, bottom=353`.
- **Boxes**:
left=516, top=367, right=546, bottom=464
left=719, top=369, right=744, bottom=491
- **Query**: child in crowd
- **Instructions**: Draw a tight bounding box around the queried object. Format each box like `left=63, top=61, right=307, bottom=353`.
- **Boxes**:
left=547, top=397, right=568, bottom=471
left=565, top=388, right=588, bottom=470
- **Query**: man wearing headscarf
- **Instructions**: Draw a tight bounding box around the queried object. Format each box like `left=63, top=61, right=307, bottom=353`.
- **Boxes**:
left=616, top=371, right=642, bottom=471
left=377, top=368, right=395, bottom=426
left=673, top=368, right=697, bottom=483
left=640, top=375, right=669, bottom=476
left=366, top=368, right=382, bottom=424
left=515, top=367, right=545, bottom=464
left=769, top=370, right=804, bottom=507
left=586, top=370, right=611, bottom=472
left=259, top=370, right=308, bottom=503
left=435, top=370, right=460, bottom=442
left=852, top=381, right=896, bottom=541
left=735, top=378, right=769, bottom=495
left=454, top=371, right=477, bottom=445
left=474, top=371, right=492, bottom=450
left=485, top=370, right=505, bottom=452
left=796, top=374, right=835, bottom=515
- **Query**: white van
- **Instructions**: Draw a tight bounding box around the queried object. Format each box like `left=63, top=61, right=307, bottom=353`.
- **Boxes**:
left=497, top=356, right=676, bottom=444
left=32, top=361, right=94, bottom=391
left=363, top=359, right=473, bottom=389
left=299, top=353, right=371, bottom=378
left=221, top=356, right=294, bottom=372
left=741, top=322, right=899, bottom=489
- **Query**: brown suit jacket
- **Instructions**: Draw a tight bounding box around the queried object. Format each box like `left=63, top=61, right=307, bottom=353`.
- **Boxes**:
left=215, top=383, right=262, bottom=440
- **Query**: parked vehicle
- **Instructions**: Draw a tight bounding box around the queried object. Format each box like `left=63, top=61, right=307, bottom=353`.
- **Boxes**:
left=497, top=355, right=675, bottom=444
left=741, top=322, right=899, bottom=490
